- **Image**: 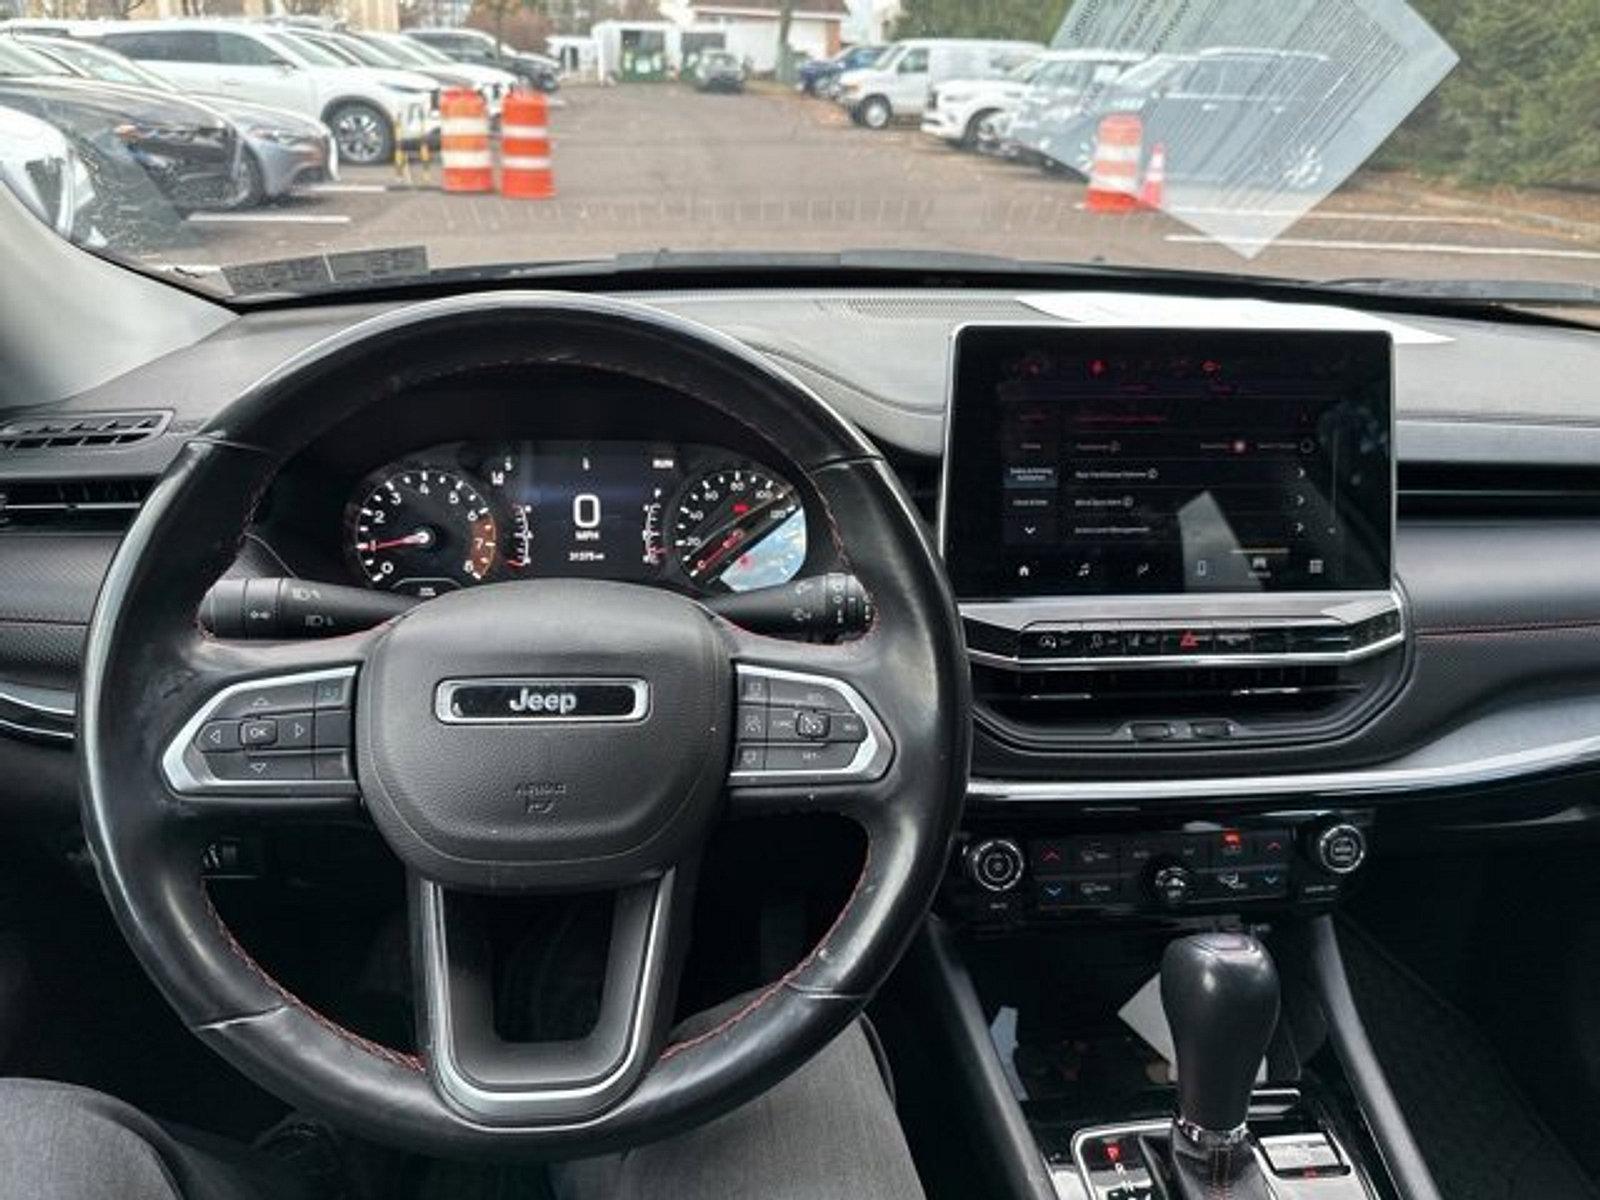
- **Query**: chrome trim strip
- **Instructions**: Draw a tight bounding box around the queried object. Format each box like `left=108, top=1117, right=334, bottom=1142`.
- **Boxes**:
left=433, top=677, right=649, bottom=725
left=160, top=666, right=359, bottom=796
left=968, top=730, right=1600, bottom=803
left=0, top=681, right=76, bottom=743
left=727, top=664, right=893, bottom=784
left=419, top=872, right=672, bottom=1123
left=968, top=628, right=1405, bottom=672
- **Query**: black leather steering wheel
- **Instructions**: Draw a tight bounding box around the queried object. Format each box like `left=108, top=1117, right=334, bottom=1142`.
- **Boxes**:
left=78, top=293, right=970, bottom=1157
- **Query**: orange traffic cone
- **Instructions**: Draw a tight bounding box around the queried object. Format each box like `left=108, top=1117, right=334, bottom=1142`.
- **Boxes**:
left=1139, top=141, right=1167, bottom=209
left=500, top=91, right=555, bottom=199
left=440, top=88, right=492, bottom=193
left=1084, top=114, right=1143, bottom=213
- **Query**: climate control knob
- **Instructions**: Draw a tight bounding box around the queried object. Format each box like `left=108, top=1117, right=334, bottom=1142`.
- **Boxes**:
left=1151, top=864, right=1195, bottom=908
left=966, top=839, right=1025, bottom=893
left=1313, top=823, right=1368, bottom=875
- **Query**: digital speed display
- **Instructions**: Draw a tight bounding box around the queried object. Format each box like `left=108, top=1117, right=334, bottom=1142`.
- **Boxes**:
left=941, top=327, right=1393, bottom=600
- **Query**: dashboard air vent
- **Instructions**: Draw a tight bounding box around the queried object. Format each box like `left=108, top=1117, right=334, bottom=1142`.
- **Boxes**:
left=1400, top=463, right=1600, bottom=518
left=972, top=653, right=1400, bottom=750
left=0, top=411, right=170, bottom=452
left=0, top=478, right=152, bottom=531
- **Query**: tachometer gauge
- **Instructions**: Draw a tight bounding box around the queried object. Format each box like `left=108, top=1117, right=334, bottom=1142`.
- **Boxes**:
left=347, top=466, right=498, bottom=595
left=671, top=466, right=807, bottom=592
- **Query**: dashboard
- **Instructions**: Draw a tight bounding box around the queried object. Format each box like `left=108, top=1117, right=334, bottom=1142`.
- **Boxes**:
left=4, top=287, right=1600, bottom=851
left=341, top=440, right=808, bottom=598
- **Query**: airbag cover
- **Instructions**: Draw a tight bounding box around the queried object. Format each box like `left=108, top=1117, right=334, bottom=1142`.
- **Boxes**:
left=358, top=580, right=731, bottom=890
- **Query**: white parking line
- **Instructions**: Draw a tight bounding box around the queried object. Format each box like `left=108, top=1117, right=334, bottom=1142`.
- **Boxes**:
left=297, top=183, right=389, bottom=194
left=1165, top=233, right=1600, bottom=260
left=1170, top=206, right=1503, bottom=225
left=187, top=213, right=352, bottom=225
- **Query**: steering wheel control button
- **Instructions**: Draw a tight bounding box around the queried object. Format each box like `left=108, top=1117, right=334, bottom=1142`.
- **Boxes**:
left=195, top=721, right=240, bottom=754
left=240, top=718, right=279, bottom=748
left=215, top=679, right=318, bottom=718
left=728, top=665, right=891, bottom=784
left=163, top=667, right=360, bottom=799
left=313, top=750, right=353, bottom=781
left=313, top=710, right=351, bottom=748
left=312, top=674, right=354, bottom=709
left=766, top=676, right=852, bottom=712
left=828, top=713, right=867, bottom=743
left=795, top=710, right=830, bottom=740
left=765, top=743, right=857, bottom=771
left=737, top=706, right=768, bottom=740
left=207, top=751, right=315, bottom=783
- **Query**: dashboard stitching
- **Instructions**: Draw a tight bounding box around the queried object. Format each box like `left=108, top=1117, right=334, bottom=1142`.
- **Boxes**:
left=198, top=885, right=425, bottom=1073
left=657, top=839, right=872, bottom=1062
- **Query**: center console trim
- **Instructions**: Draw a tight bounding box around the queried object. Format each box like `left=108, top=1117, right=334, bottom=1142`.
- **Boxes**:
left=967, top=724, right=1600, bottom=802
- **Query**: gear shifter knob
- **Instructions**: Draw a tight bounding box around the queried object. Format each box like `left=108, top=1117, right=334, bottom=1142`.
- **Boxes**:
left=1161, top=932, right=1279, bottom=1134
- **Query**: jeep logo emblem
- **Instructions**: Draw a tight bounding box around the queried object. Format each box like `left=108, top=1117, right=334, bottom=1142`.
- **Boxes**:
left=508, top=688, right=579, bottom=715
left=435, top=678, right=649, bottom=724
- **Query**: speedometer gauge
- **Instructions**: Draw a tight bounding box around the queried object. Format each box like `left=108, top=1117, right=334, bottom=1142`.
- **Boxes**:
left=347, top=467, right=498, bottom=595
left=671, top=466, right=807, bottom=592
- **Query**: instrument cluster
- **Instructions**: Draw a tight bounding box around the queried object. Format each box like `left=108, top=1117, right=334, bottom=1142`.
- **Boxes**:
left=342, top=439, right=810, bottom=597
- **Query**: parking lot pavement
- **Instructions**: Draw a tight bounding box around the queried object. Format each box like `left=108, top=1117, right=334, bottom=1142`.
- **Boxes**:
left=156, top=83, right=1600, bottom=289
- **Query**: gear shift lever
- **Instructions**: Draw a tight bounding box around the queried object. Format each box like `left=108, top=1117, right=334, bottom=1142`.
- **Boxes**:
left=1158, top=933, right=1279, bottom=1200
left=1161, top=931, right=1279, bottom=1135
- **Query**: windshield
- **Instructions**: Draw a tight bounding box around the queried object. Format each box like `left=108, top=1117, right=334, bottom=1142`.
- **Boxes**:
left=0, top=1, right=1594, bottom=312
left=321, top=35, right=402, bottom=69
left=0, top=37, right=72, bottom=77
left=378, top=35, right=449, bottom=67
left=266, top=31, right=343, bottom=68
left=23, top=38, right=175, bottom=90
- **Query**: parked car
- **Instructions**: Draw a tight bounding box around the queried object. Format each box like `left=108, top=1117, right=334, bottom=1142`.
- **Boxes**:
left=1038, top=47, right=1344, bottom=189
left=987, top=49, right=1145, bottom=163
left=797, top=43, right=882, bottom=97
left=0, top=37, right=242, bottom=213
left=92, top=21, right=434, bottom=166
left=13, top=33, right=335, bottom=206
left=924, top=48, right=1142, bottom=154
left=406, top=28, right=559, bottom=93
left=363, top=30, right=520, bottom=113
left=836, top=38, right=1042, bottom=130
left=690, top=49, right=745, bottom=94
left=283, top=27, right=494, bottom=120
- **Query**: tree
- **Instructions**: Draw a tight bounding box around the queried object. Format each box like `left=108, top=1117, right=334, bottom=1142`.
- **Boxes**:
left=774, top=0, right=795, bottom=84
left=891, top=0, right=1071, bottom=43
left=1378, top=0, right=1600, bottom=187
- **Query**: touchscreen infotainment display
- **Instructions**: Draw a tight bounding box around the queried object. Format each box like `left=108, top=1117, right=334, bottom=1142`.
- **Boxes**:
left=942, top=327, right=1393, bottom=600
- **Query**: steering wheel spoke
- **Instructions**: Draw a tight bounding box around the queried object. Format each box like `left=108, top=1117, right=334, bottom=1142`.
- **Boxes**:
left=158, top=630, right=380, bottom=820
left=413, top=869, right=688, bottom=1125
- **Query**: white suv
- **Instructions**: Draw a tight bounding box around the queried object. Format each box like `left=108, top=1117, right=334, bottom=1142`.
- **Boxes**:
left=920, top=50, right=1143, bottom=152
left=94, top=21, right=436, bottom=166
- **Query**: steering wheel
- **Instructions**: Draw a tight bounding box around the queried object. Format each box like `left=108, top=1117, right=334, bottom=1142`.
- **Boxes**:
left=78, top=293, right=970, bottom=1157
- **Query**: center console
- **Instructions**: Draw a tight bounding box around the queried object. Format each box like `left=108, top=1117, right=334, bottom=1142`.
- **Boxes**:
left=926, top=326, right=1412, bottom=1200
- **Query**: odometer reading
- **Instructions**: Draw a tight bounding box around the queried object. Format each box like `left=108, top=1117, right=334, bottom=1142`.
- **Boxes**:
left=348, top=467, right=498, bottom=595
left=671, top=467, right=806, bottom=592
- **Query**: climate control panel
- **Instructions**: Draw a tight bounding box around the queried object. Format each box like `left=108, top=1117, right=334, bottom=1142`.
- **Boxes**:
left=948, top=811, right=1371, bottom=926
